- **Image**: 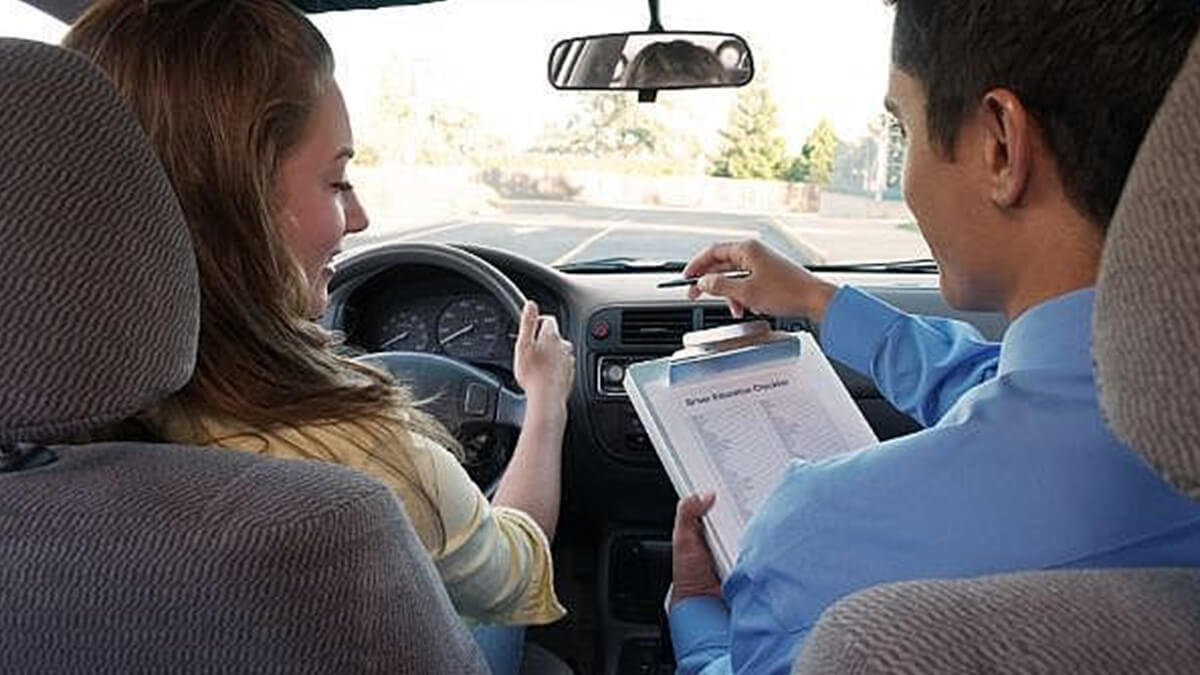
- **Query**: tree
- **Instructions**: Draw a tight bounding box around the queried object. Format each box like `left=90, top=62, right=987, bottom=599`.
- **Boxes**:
left=781, top=146, right=812, bottom=183
left=709, top=84, right=789, bottom=180
left=355, top=54, right=416, bottom=166
left=832, top=136, right=878, bottom=193
left=884, top=114, right=907, bottom=196
left=356, top=55, right=507, bottom=167
left=798, top=118, right=839, bottom=185
left=834, top=113, right=907, bottom=198
left=536, top=93, right=664, bottom=158
left=417, top=105, right=507, bottom=166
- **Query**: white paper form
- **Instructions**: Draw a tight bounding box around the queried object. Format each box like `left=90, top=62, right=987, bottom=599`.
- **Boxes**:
left=627, top=332, right=877, bottom=578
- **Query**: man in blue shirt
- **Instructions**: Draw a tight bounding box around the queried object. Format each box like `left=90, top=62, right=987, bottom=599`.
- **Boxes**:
left=671, top=2, right=1200, bottom=674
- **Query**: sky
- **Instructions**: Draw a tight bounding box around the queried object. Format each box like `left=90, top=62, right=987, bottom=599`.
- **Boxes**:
left=2, top=0, right=896, bottom=151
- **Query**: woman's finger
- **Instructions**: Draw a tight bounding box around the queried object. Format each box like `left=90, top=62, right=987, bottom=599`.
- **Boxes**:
left=536, top=314, right=561, bottom=343
left=516, top=300, right=538, bottom=349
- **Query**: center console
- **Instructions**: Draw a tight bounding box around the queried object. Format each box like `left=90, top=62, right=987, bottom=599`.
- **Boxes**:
left=599, top=531, right=676, bottom=675
left=582, top=305, right=799, bottom=674
left=582, top=305, right=796, bottom=464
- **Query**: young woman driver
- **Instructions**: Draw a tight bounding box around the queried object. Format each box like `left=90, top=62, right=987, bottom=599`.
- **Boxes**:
left=64, top=1, right=575, bottom=668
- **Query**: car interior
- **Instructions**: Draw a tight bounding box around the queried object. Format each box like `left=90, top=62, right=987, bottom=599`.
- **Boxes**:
left=3, top=0, right=1199, bottom=673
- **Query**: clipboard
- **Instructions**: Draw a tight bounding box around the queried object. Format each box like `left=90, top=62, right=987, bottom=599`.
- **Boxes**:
left=624, top=321, right=800, bottom=579
left=624, top=319, right=876, bottom=579
left=667, top=320, right=801, bottom=385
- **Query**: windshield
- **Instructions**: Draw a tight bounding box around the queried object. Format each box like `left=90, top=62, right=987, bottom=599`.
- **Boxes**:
left=4, top=0, right=929, bottom=270
left=1, top=1, right=65, bottom=43
left=316, top=1, right=929, bottom=270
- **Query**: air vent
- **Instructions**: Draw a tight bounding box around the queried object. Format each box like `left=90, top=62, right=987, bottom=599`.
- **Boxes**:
left=621, top=308, right=693, bottom=346
left=701, top=307, right=775, bottom=330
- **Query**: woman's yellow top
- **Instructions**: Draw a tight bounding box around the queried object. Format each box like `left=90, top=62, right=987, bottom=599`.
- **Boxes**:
left=152, top=402, right=565, bottom=626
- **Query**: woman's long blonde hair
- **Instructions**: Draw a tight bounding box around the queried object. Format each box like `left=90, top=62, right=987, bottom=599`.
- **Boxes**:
left=64, top=0, right=457, bottom=509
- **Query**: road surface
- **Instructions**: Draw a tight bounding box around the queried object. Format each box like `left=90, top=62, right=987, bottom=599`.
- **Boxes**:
left=345, top=199, right=929, bottom=267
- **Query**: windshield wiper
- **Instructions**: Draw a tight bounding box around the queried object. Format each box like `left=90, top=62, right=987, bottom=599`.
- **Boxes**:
left=556, top=256, right=687, bottom=273
left=806, top=258, right=938, bottom=274
left=558, top=256, right=937, bottom=275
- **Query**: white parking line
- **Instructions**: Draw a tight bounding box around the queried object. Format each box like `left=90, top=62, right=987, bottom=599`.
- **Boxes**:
left=478, top=215, right=752, bottom=239
left=766, top=216, right=829, bottom=263
left=551, top=222, right=625, bottom=266
left=792, top=228, right=919, bottom=239
left=501, top=198, right=800, bottom=220
left=394, top=220, right=471, bottom=241
left=357, top=213, right=788, bottom=258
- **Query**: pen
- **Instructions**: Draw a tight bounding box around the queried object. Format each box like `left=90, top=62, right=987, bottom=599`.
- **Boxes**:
left=657, top=270, right=751, bottom=289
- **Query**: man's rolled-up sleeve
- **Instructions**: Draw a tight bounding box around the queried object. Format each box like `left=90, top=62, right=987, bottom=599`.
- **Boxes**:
left=820, top=286, right=1000, bottom=426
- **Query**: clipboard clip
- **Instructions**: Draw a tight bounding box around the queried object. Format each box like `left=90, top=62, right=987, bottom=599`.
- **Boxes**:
left=668, top=320, right=802, bottom=385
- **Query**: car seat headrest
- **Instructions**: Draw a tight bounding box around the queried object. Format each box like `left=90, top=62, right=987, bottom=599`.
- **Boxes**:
left=1095, top=34, right=1200, bottom=498
left=0, top=39, right=198, bottom=444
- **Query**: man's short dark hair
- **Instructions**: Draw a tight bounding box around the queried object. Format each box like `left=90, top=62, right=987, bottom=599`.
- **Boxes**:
left=887, top=0, right=1200, bottom=228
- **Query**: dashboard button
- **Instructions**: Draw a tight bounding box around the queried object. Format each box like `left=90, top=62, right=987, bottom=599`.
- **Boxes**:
left=591, top=320, right=611, bottom=340
left=602, top=362, right=626, bottom=385
left=464, top=383, right=489, bottom=416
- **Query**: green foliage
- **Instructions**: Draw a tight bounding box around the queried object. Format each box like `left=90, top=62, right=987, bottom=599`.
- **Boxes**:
left=780, top=146, right=812, bottom=183
left=357, top=56, right=508, bottom=167
left=884, top=114, right=907, bottom=193
left=798, top=118, right=839, bottom=185
left=832, top=137, right=872, bottom=192
left=415, top=106, right=508, bottom=165
left=830, top=113, right=907, bottom=197
left=709, top=85, right=789, bottom=180
left=537, top=94, right=662, bottom=158
left=533, top=93, right=706, bottom=174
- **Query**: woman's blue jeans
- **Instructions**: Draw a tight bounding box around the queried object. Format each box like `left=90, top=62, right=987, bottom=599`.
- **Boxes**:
left=471, top=624, right=526, bottom=675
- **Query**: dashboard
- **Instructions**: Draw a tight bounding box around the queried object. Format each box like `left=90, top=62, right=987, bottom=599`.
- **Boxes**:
left=327, top=244, right=1005, bottom=524
left=336, top=262, right=564, bottom=372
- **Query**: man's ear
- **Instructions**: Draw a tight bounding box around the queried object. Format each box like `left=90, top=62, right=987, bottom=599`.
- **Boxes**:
left=978, top=89, right=1032, bottom=209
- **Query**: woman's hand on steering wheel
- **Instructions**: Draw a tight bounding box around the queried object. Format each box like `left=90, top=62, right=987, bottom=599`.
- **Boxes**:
left=513, top=300, right=575, bottom=414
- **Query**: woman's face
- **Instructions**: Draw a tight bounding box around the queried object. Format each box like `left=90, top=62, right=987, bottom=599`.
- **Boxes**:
left=277, top=81, right=369, bottom=318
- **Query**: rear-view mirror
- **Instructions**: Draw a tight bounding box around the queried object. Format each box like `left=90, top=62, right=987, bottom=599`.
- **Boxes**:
left=549, top=32, right=753, bottom=91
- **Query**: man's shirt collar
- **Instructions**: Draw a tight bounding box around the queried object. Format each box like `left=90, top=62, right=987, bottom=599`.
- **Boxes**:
left=998, top=287, right=1095, bottom=375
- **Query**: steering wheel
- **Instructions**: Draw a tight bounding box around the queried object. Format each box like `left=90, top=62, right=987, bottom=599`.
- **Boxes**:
left=330, top=242, right=530, bottom=494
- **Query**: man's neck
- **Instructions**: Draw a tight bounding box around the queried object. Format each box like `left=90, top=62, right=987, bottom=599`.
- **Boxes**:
left=1002, top=211, right=1104, bottom=321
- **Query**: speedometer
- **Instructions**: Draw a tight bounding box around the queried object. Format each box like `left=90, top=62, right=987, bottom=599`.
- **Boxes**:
left=376, top=310, right=430, bottom=352
left=437, top=297, right=503, bottom=359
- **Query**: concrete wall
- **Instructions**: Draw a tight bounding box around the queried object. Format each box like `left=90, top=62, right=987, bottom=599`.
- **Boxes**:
left=352, top=163, right=909, bottom=220
left=819, top=190, right=913, bottom=220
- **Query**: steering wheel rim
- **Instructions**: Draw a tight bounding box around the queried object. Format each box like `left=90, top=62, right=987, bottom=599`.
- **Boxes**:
left=329, top=242, right=530, bottom=494
left=331, top=241, right=527, bottom=320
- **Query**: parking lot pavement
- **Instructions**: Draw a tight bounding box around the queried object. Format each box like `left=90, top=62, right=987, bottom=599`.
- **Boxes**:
left=345, top=199, right=929, bottom=267
left=771, top=213, right=931, bottom=263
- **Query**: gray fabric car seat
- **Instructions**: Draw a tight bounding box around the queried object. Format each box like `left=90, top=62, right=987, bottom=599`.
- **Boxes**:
left=0, top=38, right=487, bottom=674
left=794, top=30, right=1200, bottom=675
left=1094, top=36, right=1200, bottom=499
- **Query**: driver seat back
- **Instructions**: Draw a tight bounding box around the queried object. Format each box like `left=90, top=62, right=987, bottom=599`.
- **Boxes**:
left=0, top=38, right=486, bottom=674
